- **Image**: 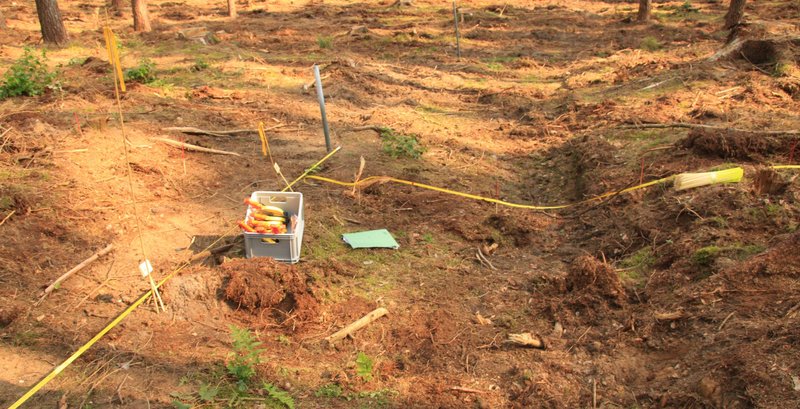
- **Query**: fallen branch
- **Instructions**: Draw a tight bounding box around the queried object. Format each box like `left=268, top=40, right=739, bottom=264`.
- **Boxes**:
left=324, top=307, right=388, bottom=345
left=341, top=125, right=386, bottom=134
left=189, top=243, right=235, bottom=263
left=163, top=125, right=286, bottom=137
left=507, top=332, right=546, bottom=349
left=618, top=122, right=800, bottom=136
left=150, top=137, right=241, bottom=156
left=41, top=244, right=114, bottom=298
left=162, top=126, right=256, bottom=137
left=475, top=248, right=497, bottom=270
left=654, top=311, right=684, bottom=321
left=449, top=386, right=485, bottom=394
left=0, top=210, right=15, bottom=227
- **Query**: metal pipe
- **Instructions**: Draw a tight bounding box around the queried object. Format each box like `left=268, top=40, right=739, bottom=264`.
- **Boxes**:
left=452, top=1, right=461, bottom=59
left=313, top=64, right=332, bottom=152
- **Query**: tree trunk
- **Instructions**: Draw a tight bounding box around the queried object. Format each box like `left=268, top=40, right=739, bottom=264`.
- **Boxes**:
left=637, top=0, right=651, bottom=22
left=132, top=0, right=151, bottom=32
left=110, top=0, right=125, bottom=16
left=227, top=0, right=237, bottom=18
left=724, top=0, right=746, bottom=29
left=34, top=0, right=69, bottom=45
left=0, top=10, right=7, bottom=30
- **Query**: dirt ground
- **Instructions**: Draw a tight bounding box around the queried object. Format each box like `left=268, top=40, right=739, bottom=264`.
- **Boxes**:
left=1, top=0, right=799, bottom=408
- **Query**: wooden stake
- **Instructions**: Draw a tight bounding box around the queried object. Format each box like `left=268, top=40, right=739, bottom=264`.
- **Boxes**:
left=150, top=137, right=241, bottom=156
left=324, top=307, right=388, bottom=345
left=41, top=244, right=114, bottom=297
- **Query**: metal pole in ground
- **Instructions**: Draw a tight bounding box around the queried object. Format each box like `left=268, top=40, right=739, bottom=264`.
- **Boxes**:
left=313, top=64, right=332, bottom=152
left=452, top=1, right=461, bottom=59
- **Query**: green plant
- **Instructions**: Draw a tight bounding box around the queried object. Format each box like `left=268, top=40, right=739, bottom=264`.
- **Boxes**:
left=355, top=352, right=374, bottom=382
left=317, top=35, right=333, bottom=49
left=619, top=247, right=655, bottom=283
left=378, top=127, right=425, bottom=159
left=124, top=58, right=156, bottom=83
left=640, top=36, right=662, bottom=51
left=0, top=47, right=60, bottom=99
left=172, top=326, right=294, bottom=408
left=263, top=382, right=295, bottom=409
left=316, top=383, right=343, bottom=398
left=692, top=246, right=721, bottom=267
left=276, top=334, right=291, bottom=346
left=227, top=324, right=264, bottom=388
left=191, top=58, right=209, bottom=72
left=422, top=233, right=434, bottom=244
left=67, top=57, right=88, bottom=66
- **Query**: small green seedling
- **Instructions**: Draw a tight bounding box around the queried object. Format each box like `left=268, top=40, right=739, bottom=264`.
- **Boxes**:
left=0, top=47, right=60, bottom=99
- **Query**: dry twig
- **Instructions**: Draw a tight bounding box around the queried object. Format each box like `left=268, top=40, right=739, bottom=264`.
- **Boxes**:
left=40, top=244, right=114, bottom=301
left=151, top=137, right=241, bottom=156
left=324, top=307, right=388, bottom=345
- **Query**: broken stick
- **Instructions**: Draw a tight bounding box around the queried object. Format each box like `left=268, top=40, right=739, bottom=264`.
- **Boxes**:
left=162, top=126, right=255, bottom=137
left=507, top=332, right=546, bottom=349
left=42, top=244, right=114, bottom=297
left=150, top=137, right=241, bottom=156
left=324, top=307, right=388, bottom=345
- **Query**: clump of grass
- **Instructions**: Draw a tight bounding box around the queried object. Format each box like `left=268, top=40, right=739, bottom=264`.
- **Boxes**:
left=378, top=127, right=426, bottom=159
left=618, top=247, right=655, bottom=284
left=315, top=383, right=343, bottom=398
left=640, top=36, right=662, bottom=51
left=692, top=245, right=721, bottom=268
left=124, top=58, right=156, bottom=83
left=190, top=58, right=209, bottom=72
left=0, top=47, right=60, bottom=99
left=317, top=35, right=333, bottom=49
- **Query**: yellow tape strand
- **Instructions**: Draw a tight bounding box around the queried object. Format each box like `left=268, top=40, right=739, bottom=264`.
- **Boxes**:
left=9, top=149, right=340, bottom=409
left=307, top=174, right=675, bottom=210
left=258, top=122, right=273, bottom=165
left=307, top=165, right=797, bottom=211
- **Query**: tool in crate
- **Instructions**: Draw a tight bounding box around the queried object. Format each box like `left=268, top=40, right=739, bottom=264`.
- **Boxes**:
left=240, top=198, right=298, bottom=234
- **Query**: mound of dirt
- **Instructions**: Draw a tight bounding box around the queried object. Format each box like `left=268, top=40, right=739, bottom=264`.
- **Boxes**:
left=679, top=128, right=783, bottom=160
left=566, top=255, right=625, bottom=304
left=222, top=258, right=319, bottom=323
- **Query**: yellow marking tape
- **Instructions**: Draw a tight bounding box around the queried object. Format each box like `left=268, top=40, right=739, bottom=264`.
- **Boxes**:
left=308, top=174, right=674, bottom=210
left=102, top=27, right=125, bottom=93
left=258, top=121, right=273, bottom=164
left=307, top=165, right=798, bottom=211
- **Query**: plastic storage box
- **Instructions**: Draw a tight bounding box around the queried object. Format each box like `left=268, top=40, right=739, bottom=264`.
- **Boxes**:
left=243, top=191, right=304, bottom=263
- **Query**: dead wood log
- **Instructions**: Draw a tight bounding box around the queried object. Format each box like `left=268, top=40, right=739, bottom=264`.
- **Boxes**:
left=324, top=307, right=388, bottom=344
left=150, top=137, right=241, bottom=156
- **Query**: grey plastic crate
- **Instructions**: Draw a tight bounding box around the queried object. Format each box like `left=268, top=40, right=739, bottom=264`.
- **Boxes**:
left=243, top=191, right=304, bottom=263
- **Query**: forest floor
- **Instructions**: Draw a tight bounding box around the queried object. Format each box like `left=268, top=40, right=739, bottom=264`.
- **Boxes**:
left=1, top=0, right=800, bottom=408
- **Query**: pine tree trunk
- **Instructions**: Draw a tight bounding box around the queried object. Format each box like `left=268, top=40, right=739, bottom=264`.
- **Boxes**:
left=34, top=0, right=69, bottom=45
left=111, top=0, right=125, bottom=16
left=132, top=0, right=151, bottom=32
left=0, top=10, right=7, bottom=29
left=637, top=0, right=651, bottom=22
left=724, top=0, right=746, bottom=29
left=227, top=0, right=237, bottom=18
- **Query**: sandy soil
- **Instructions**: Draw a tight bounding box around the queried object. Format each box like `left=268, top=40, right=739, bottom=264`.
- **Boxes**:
left=1, top=0, right=799, bottom=408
